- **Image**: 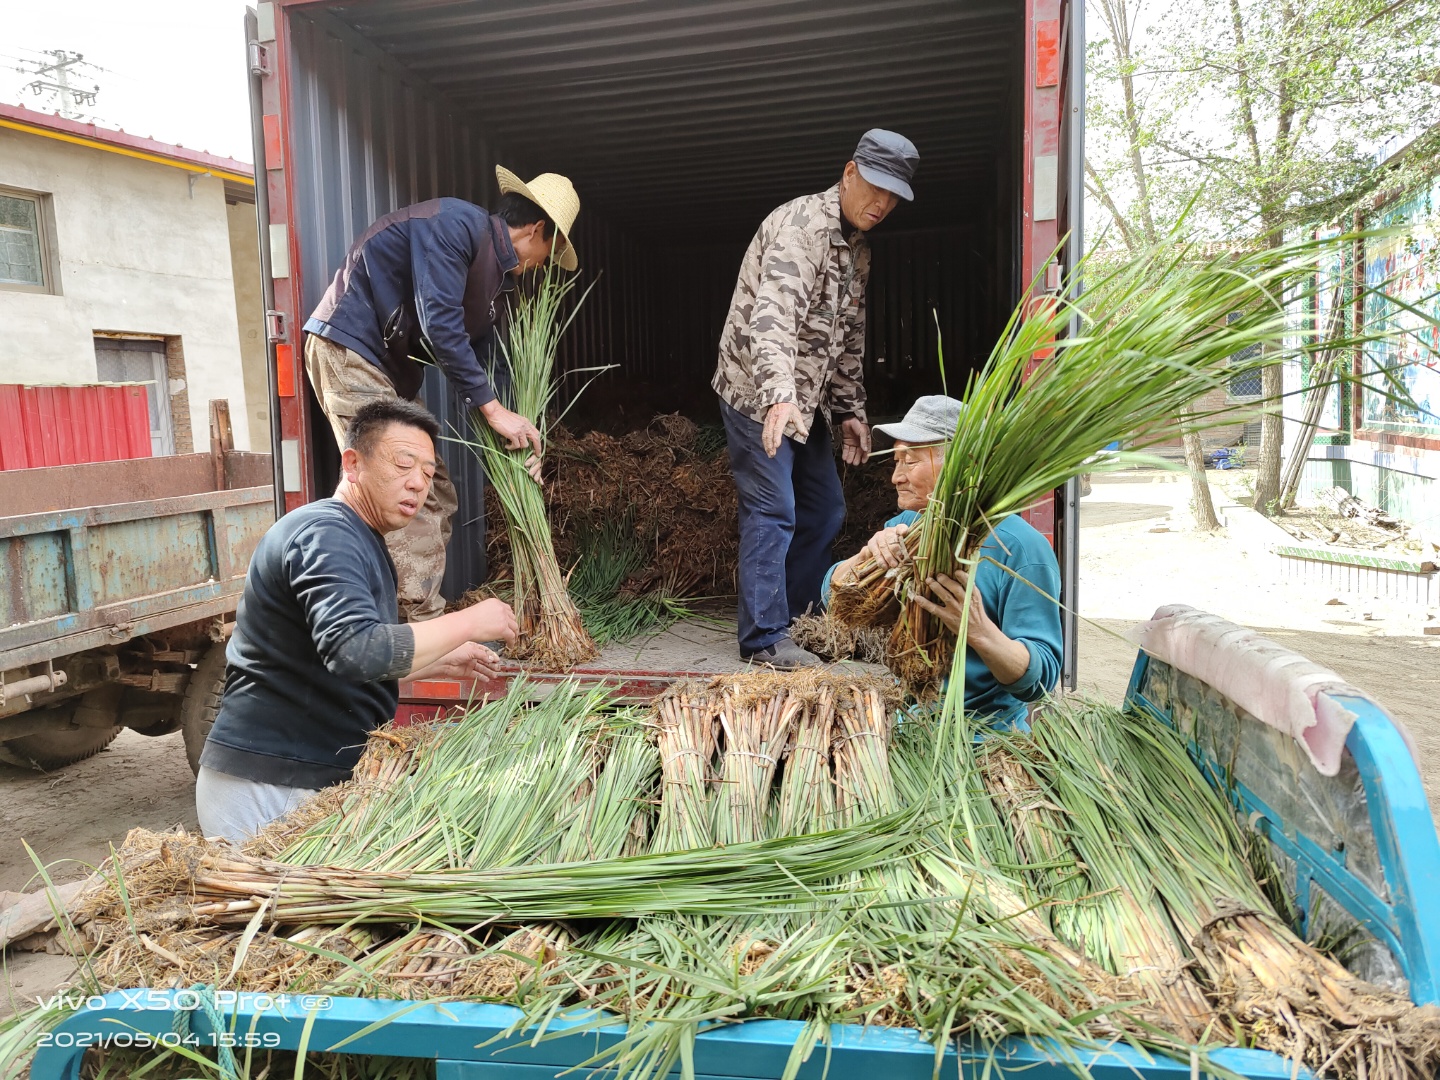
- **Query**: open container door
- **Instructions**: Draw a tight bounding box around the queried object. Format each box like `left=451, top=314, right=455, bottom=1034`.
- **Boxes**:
left=1055, top=0, right=1084, bottom=689
left=245, top=5, right=287, bottom=523
left=1020, top=0, right=1084, bottom=688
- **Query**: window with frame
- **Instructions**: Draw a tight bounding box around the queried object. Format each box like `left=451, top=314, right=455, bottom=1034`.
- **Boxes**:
left=0, top=190, right=50, bottom=289
left=95, top=337, right=176, bottom=456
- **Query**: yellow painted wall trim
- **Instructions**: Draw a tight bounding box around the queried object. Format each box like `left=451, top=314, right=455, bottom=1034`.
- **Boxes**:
left=0, top=117, right=254, bottom=187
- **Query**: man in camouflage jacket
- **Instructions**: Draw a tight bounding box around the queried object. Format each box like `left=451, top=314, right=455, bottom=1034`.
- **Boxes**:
left=714, top=129, right=919, bottom=667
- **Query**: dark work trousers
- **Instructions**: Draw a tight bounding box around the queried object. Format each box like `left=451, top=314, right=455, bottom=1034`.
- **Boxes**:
left=720, top=399, right=846, bottom=655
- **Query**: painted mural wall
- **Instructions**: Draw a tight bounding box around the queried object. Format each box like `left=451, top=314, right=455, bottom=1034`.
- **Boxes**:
left=1364, top=180, right=1440, bottom=436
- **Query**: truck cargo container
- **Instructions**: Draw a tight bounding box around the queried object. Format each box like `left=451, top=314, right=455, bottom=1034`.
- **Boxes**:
left=247, top=0, right=1085, bottom=682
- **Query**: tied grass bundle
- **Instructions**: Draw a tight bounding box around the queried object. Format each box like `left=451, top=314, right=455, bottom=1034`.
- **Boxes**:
left=275, top=679, right=625, bottom=872
left=829, top=233, right=1404, bottom=692
left=771, top=685, right=839, bottom=835
left=467, top=268, right=598, bottom=670
left=653, top=691, right=717, bottom=853
left=997, top=699, right=1440, bottom=1080
left=712, top=688, right=801, bottom=845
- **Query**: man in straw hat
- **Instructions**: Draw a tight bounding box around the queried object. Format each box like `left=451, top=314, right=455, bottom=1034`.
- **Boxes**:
left=714, top=129, right=918, bottom=668
left=303, top=167, right=580, bottom=621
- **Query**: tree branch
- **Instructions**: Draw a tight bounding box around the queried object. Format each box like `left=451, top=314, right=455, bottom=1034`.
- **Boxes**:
left=1227, top=0, right=1269, bottom=180
left=1085, top=160, right=1141, bottom=253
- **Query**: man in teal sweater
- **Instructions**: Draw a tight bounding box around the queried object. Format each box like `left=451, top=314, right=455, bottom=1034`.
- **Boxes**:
left=822, top=396, right=1062, bottom=727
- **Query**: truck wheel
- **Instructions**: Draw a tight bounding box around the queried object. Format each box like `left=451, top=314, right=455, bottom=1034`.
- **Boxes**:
left=0, top=695, right=121, bottom=771
left=181, top=642, right=228, bottom=776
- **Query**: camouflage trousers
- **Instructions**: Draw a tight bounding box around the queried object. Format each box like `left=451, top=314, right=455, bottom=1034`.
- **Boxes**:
left=303, top=334, right=456, bottom=622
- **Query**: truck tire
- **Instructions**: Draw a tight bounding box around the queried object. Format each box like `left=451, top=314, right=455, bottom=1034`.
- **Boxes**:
left=0, top=694, right=121, bottom=771
left=181, top=642, right=228, bottom=776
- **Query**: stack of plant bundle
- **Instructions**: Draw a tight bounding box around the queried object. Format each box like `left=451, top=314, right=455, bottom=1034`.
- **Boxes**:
left=462, top=268, right=598, bottom=670
left=476, top=413, right=897, bottom=619
left=481, top=412, right=739, bottom=600
left=829, top=235, right=1386, bottom=692
left=8, top=675, right=1439, bottom=1080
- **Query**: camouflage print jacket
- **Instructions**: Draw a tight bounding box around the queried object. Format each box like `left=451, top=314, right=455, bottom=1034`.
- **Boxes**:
left=712, top=184, right=870, bottom=441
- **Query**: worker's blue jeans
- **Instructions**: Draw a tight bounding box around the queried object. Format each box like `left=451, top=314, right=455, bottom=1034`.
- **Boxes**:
left=720, top=400, right=846, bottom=654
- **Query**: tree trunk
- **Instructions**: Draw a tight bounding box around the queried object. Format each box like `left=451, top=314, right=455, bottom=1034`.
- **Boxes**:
left=1181, top=412, right=1222, bottom=530
left=1251, top=361, right=1285, bottom=514
left=1279, top=281, right=1347, bottom=509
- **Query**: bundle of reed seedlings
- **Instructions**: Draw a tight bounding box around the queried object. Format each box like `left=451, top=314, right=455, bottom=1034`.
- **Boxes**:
left=569, top=512, right=698, bottom=646
left=652, top=689, right=717, bottom=853
left=771, top=684, right=838, bottom=836
left=276, top=679, right=626, bottom=872
left=979, top=697, right=1440, bottom=1080
left=829, top=233, right=1408, bottom=692
left=459, top=267, right=600, bottom=670
left=189, top=812, right=917, bottom=928
left=712, top=686, right=801, bottom=844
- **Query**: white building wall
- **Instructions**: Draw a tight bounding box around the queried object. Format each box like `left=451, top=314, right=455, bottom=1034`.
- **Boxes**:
left=0, top=127, right=254, bottom=450
left=226, top=200, right=269, bottom=452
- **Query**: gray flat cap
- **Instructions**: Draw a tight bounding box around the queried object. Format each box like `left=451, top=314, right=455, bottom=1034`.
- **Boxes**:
left=854, top=129, right=919, bottom=201
left=873, top=395, right=963, bottom=444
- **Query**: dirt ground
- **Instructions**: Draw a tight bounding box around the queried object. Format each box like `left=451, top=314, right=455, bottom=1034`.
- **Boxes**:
left=4, top=466, right=1438, bottom=1012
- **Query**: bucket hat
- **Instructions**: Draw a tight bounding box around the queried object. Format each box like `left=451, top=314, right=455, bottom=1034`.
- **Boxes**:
left=873, top=395, right=963, bottom=444
left=496, top=165, right=580, bottom=271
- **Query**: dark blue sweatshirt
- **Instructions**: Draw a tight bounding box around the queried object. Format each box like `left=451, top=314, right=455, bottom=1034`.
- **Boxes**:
left=304, top=198, right=519, bottom=407
left=200, top=500, right=415, bottom=788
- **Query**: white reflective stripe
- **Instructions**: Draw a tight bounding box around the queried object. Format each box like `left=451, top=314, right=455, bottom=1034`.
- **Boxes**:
left=1034, top=155, right=1058, bottom=221
left=269, top=223, right=289, bottom=279
left=281, top=438, right=301, bottom=492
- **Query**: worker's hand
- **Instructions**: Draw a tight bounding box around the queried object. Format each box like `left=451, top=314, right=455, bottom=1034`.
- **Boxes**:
left=480, top=400, right=543, bottom=458
left=838, top=417, right=871, bottom=466
left=912, top=571, right=986, bottom=638
left=524, top=452, right=543, bottom=484
left=916, top=570, right=1033, bottom=685
left=417, top=641, right=505, bottom=682
left=861, top=523, right=910, bottom=571
left=464, top=597, right=519, bottom=649
left=762, top=402, right=808, bottom=458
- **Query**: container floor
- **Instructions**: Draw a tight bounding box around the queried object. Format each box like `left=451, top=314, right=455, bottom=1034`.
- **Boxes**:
left=591, top=606, right=887, bottom=678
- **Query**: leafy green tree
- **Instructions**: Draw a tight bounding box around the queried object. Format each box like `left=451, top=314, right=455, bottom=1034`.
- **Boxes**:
left=1086, top=0, right=1440, bottom=513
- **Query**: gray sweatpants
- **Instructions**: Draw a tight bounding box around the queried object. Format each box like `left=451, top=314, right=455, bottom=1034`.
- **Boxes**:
left=195, top=766, right=322, bottom=845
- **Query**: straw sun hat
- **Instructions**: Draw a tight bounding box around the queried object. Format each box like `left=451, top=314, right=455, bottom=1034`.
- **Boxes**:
left=496, top=165, right=580, bottom=271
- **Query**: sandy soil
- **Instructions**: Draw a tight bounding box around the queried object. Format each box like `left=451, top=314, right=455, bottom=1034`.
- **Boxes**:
left=3, top=467, right=1437, bottom=1012
left=1076, top=470, right=1439, bottom=823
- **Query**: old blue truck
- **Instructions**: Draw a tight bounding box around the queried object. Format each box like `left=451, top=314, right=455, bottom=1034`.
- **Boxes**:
left=0, top=440, right=272, bottom=773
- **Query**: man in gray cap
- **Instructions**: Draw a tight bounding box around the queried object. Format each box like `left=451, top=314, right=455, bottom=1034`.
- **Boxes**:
left=822, top=395, right=1063, bottom=728
left=714, top=129, right=919, bottom=668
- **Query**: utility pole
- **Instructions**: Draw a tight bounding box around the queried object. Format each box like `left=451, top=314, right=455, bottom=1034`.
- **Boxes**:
left=15, top=50, right=101, bottom=121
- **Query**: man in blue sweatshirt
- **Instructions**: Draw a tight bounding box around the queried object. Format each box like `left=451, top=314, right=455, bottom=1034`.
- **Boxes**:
left=196, top=399, right=521, bottom=844
left=303, top=167, right=580, bottom=621
left=822, top=396, right=1062, bottom=728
